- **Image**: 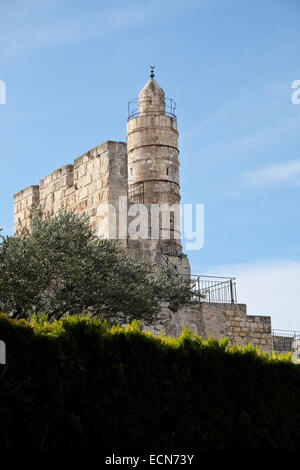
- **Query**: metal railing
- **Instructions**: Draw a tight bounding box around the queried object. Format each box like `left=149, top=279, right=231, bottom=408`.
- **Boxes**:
left=128, top=182, right=144, bottom=203
left=128, top=97, right=177, bottom=121
left=272, top=329, right=300, bottom=354
left=187, top=275, right=237, bottom=304
left=158, top=249, right=237, bottom=304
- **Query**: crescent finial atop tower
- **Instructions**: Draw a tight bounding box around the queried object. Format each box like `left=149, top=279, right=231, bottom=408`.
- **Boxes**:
left=150, top=65, right=155, bottom=80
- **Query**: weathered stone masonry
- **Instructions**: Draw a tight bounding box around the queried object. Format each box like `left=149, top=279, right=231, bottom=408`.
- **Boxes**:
left=153, top=303, right=272, bottom=353
left=14, top=141, right=127, bottom=237
left=13, top=73, right=273, bottom=353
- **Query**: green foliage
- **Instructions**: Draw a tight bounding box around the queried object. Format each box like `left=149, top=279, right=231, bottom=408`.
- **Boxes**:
left=153, top=264, right=199, bottom=312
left=0, top=313, right=299, bottom=450
left=0, top=210, right=193, bottom=324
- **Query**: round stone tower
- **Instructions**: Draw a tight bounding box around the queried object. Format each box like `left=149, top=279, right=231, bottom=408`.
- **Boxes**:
left=126, top=69, right=190, bottom=275
left=127, top=72, right=179, bottom=205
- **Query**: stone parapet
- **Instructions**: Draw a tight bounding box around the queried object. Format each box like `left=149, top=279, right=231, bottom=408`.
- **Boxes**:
left=147, top=302, right=272, bottom=354
left=14, top=185, right=40, bottom=231
left=13, top=141, right=127, bottom=237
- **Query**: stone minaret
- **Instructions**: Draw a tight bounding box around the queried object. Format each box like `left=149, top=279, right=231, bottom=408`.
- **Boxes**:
left=126, top=68, right=190, bottom=275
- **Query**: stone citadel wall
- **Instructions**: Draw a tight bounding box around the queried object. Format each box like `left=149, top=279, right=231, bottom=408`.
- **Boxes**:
left=150, top=302, right=272, bottom=354
left=14, top=141, right=127, bottom=237
left=13, top=71, right=273, bottom=354
left=13, top=138, right=273, bottom=354
left=13, top=138, right=190, bottom=274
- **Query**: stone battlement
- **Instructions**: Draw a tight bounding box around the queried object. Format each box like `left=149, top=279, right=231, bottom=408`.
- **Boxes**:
left=14, top=141, right=128, bottom=235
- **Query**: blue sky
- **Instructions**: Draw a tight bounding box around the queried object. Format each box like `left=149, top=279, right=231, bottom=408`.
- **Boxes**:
left=1, top=0, right=300, bottom=329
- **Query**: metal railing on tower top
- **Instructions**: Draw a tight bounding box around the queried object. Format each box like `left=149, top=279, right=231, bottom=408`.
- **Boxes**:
left=127, top=98, right=177, bottom=121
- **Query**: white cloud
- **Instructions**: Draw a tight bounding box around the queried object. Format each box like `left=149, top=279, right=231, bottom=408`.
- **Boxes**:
left=198, top=259, right=300, bottom=331
left=181, top=80, right=300, bottom=169
left=0, top=0, right=213, bottom=61
left=243, top=158, right=300, bottom=187
left=181, top=81, right=288, bottom=140
left=204, top=114, right=300, bottom=163
left=0, top=1, right=145, bottom=60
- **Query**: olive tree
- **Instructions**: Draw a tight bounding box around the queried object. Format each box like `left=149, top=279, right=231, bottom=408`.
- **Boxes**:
left=0, top=210, right=194, bottom=325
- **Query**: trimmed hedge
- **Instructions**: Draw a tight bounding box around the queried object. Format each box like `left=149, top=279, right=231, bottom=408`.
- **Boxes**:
left=0, top=313, right=299, bottom=450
